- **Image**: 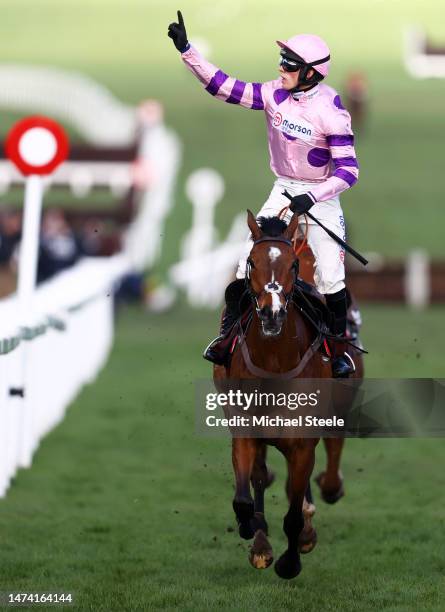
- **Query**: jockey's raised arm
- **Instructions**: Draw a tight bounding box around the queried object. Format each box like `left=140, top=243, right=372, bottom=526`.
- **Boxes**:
left=180, top=45, right=266, bottom=111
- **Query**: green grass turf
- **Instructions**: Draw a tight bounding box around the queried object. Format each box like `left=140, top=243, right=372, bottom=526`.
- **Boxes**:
left=1, top=304, right=445, bottom=611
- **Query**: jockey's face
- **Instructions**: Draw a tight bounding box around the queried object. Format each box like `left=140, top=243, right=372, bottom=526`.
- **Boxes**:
left=279, top=65, right=315, bottom=90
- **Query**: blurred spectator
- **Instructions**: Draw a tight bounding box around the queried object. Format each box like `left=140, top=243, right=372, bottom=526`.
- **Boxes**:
left=37, top=209, right=84, bottom=283
left=425, top=38, right=445, bottom=55
left=0, top=209, right=21, bottom=264
left=79, top=218, right=106, bottom=256
left=0, top=209, right=21, bottom=297
left=344, top=72, right=369, bottom=132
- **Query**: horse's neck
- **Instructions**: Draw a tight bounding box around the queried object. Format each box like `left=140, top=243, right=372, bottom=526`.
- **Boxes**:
left=247, top=305, right=311, bottom=371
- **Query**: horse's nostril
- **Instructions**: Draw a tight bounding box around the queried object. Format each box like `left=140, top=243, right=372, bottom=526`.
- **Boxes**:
left=259, top=306, right=272, bottom=320
left=259, top=305, right=286, bottom=323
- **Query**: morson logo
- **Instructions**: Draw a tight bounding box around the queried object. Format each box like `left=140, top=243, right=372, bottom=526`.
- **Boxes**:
left=273, top=112, right=283, bottom=127
left=272, top=111, right=314, bottom=142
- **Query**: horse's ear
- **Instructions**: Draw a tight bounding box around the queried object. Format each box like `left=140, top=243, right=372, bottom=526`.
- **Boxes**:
left=284, top=212, right=299, bottom=241
left=247, top=209, right=262, bottom=241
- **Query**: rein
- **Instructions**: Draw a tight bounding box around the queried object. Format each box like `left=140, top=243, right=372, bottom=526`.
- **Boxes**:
left=293, top=285, right=368, bottom=355
left=237, top=318, right=324, bottom=379
left=277, top=206, right=309, bottom=257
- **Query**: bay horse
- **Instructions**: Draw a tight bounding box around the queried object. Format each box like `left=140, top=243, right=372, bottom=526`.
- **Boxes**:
left=214, top=210, right=364, bottom=579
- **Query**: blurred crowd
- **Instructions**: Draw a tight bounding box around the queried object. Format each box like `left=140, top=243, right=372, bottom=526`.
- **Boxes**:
left=0, top=208, right=122, bottom=297
left=0, top=206, right=150, bottom=303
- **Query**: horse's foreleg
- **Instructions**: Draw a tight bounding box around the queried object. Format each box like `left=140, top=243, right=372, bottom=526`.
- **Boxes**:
left=232, top=438, right=257, bottom=540
left=315, top=437, right=345, bottom=504
left=275, top=442, right=316, bottom=579
left=251, top=444, right=275, bottom=533
left=249, top=444, right=274, bottom=570
left=300, top=485, right=317, bottom=554
left=285, top=478, right=317, bottom=554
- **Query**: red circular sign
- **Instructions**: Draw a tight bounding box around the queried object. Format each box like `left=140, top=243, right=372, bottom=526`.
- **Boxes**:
left=5, top=116, right=69, bottom=176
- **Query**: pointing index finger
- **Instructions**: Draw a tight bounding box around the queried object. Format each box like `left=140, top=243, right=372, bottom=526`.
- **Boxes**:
left=177, top=10, right=184, bottom=26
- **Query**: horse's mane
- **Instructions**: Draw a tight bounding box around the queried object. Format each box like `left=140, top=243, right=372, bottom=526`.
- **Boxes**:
left=257, top=216, right=288, bottom=237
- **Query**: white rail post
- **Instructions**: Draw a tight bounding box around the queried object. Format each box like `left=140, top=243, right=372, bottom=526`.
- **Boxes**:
left=15, top=175, right=44, bottom=467
left=182, top=169, right=225, bottom=306
left=17, top=175, right=44, bottom=314
left=405, top=249, right=430, bottom=309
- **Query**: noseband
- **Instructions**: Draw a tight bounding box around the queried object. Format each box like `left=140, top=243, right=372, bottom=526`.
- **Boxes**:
left=245, top=236, right=298, bottom=315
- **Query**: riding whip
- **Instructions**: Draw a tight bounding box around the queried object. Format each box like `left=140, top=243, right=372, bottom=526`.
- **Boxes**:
left=282, top=190, right=368, bottom=266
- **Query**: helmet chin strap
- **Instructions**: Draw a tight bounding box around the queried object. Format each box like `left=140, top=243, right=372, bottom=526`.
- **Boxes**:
left=291, top=64, right=326, bottom=94
left=289, top=80, right=319, bottom=96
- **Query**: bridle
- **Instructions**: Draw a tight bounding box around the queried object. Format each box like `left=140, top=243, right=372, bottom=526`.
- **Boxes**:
left=239, top=234, right=324, bottom=378
left=244, top=236, right=299, bottom=316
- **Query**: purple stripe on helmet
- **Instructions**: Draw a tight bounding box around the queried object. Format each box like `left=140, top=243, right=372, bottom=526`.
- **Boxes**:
left=333, top=156, right=359, bottom=169
left=326, top=134, right=354, bottom=147
left=307, top=147, right=331, bottom=167
left=334, top=168, right=358, bottom=187
left=273, top=88, right=289, bottom=105
left=205, top=70, right=229, bottom=96
left=226, top=79, right=246, bottom=104
left=251, top=83, right=264, bottom=110
left=333, top=94, right=346, bottom=110
left=283, top=132, right=297, bottom=141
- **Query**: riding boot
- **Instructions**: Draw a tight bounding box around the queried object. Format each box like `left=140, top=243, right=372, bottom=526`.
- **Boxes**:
left=203, top=279, right=246, bottom=365
left=325, top=288, right=355, bottom=378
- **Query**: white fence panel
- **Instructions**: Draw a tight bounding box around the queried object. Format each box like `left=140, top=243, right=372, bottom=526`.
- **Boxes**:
left=0, top=257, right=126, bottom=497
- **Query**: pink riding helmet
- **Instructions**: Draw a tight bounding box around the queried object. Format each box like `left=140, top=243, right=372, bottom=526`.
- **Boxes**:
left=276, top=34, right=331, bottom=78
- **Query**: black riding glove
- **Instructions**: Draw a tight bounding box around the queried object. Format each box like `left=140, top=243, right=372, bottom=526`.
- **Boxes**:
left=168, top=10, right=189, bottom=52
left=285, top=192, right=314, bottom=215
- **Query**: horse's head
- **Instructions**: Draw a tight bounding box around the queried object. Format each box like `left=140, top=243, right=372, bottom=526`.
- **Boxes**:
left=245, top=210, right=300, bottom=337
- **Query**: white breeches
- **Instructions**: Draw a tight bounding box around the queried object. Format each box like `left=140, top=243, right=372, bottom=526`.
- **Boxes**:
left=236, top=177, right=346, bottom=295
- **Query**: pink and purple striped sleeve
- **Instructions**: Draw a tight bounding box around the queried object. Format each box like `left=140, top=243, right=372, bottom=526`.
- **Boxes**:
left=309, top=132, right=359, bottom=203
left=181, top=45, right=265, bottom=110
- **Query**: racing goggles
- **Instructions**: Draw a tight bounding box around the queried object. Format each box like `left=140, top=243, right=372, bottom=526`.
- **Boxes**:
left=279, top=49, right=305, bottom=72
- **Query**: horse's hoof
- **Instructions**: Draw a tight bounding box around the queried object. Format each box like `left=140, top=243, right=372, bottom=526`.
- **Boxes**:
left=249, top=530, right=273, bottom=569
left=250, top=551, right=274, bottom=569
left=298, top=528, right=317, bottom=554
left=274, top=550, right=301, bottom=580
left=315, top=472, right=345, bottom=505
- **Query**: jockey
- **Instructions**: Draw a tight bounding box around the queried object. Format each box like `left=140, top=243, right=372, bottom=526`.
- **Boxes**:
left=168, top=11, right=359, bottom=377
